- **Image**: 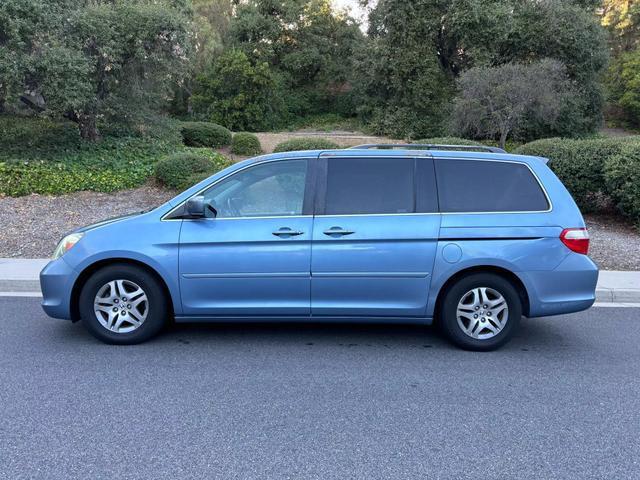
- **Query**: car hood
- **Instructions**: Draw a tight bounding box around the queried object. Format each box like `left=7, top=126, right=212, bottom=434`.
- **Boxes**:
left=71, top=211, right=146, bottom=234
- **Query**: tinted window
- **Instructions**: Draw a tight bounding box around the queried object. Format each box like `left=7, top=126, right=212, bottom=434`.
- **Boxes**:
left=325, top=157, right=414, bottom=215
left=203, top=160, right=307, bottom=218
left=435, top=159, right=549, bottom=212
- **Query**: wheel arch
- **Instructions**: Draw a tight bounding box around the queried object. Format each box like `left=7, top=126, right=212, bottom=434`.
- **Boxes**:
left=433, top=265, right=531, bottom=322
left=69, top=258, right=175, bottom=322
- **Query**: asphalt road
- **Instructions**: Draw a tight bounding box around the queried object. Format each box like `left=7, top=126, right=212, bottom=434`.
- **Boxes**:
left=1, top=298, right=639, bottom=480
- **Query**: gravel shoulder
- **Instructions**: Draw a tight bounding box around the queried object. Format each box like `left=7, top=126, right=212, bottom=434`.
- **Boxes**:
left=0, top=185, right=174, bottom=258
left=584, top=213, right=640, bottom=270
left=1, top=186, right=638, bottom=271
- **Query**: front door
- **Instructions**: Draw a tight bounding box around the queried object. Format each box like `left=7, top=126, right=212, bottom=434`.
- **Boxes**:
left=311, top=155, right=441, bottom=317
left=179, top=158, right=314, bottom=316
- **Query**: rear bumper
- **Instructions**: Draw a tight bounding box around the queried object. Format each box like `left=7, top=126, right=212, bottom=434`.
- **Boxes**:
left=522, top=253, right=598, bottom=318
left=40, top=258, right=77, bottom=320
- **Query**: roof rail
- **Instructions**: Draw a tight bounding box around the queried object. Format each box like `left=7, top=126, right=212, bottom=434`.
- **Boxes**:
left=349, top=143, right=507, bottom=154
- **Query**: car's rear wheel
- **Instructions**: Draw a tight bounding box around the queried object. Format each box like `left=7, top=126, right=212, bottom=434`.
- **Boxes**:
left=79, top=264, right=168, bottom=344
left=440, top=273, right=521, bottom=351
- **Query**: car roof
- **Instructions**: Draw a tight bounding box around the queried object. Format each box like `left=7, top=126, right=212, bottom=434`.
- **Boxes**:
left=250, top=148, right=549, bottom=166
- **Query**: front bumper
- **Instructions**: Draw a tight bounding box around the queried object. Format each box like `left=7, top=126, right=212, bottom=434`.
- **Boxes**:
left=40, top=257, right=77, bottom=320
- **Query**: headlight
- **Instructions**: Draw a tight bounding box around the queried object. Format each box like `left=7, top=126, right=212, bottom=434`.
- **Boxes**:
left=52, top=232, right=84, bottom=259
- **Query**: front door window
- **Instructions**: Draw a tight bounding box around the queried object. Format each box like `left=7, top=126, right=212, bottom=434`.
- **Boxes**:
left=202, top=159, right=308, bottom=218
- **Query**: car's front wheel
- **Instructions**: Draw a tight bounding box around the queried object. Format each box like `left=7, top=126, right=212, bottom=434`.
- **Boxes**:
left=79, top=264, right=168, bottom=344
left=440, top=273, right=522, bottom=351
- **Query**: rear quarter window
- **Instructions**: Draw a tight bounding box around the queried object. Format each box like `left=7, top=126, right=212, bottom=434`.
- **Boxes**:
left=435, top=159, right=549, bottom=213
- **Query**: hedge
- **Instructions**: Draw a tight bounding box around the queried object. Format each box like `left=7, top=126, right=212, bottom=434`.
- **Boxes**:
left=605, top=144, right=640, bottom=226
left=273, top=137, right=339, bottom=153
left=515, top=137, right=640, bottom=221
left=515, top=138, right=632, bottom=213
left=180, top=122, right=232, bottom=148
left=231, top=132, right=262, bottom=156
left=155, top=150, right=232, bottom=191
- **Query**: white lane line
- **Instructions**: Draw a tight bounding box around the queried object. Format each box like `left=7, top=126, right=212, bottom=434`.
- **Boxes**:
left=0, top=292, right=42, bottom=297
left=592, top=302, right=640, bottom=308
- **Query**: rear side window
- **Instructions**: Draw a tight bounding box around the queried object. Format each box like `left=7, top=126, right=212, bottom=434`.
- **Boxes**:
left=435, top=159, right=549, bottom=212
left=325, top=157, right=414, bottom=215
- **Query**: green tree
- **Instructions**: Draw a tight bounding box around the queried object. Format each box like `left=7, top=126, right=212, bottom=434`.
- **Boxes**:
left=451, top=60, right=574, bottom=149
left=191, top=49, right=287, bottom=131
left=607, top=47, right=640, bottom=124
left=226, top=0, right=363, bottom=117
left=0, top=0, right=191, bottom=140
left=356, top=0, right=608, bottom=138
left=601, top=0, right=640, bottom=53
left=601, top=1, right=640, bottom=127
left=353, top=1, right=452, bottom=138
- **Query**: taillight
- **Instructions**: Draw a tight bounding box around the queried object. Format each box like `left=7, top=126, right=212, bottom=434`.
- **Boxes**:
left=560, top=228, right=590, bottom=255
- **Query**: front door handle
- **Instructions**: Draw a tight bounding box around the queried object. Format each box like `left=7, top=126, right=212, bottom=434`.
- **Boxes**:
left=273, top=227, right=304, bottom=237
left=323, top=226, right=355, bottom=236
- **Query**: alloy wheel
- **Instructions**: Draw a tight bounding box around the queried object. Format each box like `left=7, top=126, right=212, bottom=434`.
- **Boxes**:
left=93, top=279, right=148, bottom=334
left=456, top=287, right=509, bottom=340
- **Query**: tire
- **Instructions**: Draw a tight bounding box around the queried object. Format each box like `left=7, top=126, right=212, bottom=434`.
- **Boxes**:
left=79, top=264, right=169, bottom=345
left=439, top=273, right=522, bottom=351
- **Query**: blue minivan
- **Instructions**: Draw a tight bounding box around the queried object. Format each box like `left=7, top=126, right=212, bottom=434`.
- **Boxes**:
left=40, top=144, right=598, bottom=350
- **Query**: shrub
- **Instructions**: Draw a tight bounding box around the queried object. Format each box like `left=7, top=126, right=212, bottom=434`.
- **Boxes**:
left=231, top=133, right=262, bottom=156
left=514, top=137, right=640, bottom=213
left=155, top=150, right=232, bottom=191
left=0, top=161, right=154, bottom=197
left=605, top=143, right=640, bottom=226
left=191, top=50, right=288, bottom=131
left=273, top=138, right=339, bottom=153
left=451, top=60, right=575, bottom=150
left=180, top=122, right=232, bottom=148
left=0, top=115, right=180, bottom=196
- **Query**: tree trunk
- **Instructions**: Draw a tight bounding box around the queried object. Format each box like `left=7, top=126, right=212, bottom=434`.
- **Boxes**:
left=0, top=84, right=6, bottom=113
left=75, top=112, right=100, bottom=141
left=499, top=130, right=509, bottom=150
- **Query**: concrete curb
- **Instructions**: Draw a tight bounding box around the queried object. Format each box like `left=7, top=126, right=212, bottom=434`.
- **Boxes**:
left=596, top=271, right=640, bottom=303
left=1, top=258, right=639, bottom=304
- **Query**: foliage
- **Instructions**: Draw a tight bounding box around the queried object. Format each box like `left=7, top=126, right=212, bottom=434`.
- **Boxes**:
left=273, top=138, right=339, bottom=153
left=191, top=50, right=287, bottom=131
left=190, top=0, right=232, bottom=71
left=606, top=46, right=640, bottom=126
left=231, top=133, right=262, bottom=156
left=283, top=113, right=363, bottom=132
left=356, top=0, right=608, bottom=139
left=180, top=121, right=232, bottom=148
left=515, top=136, right=640, bottom=213
left=0, top=0, right=191, bottom=139
left=600, top=0, right=640, bottom=54
left=353, top=2, right=452, bottom=139
left=605, top=142, right=640, bottom=225
left=155, top=150, right=232, bottom=191
left=451, top=60, right=574, bottom=149
left=226, top=0, right=363, bottom=118
left=414, top=137, right=481, bottom=146
left=0, top=114, right=182, bottom=196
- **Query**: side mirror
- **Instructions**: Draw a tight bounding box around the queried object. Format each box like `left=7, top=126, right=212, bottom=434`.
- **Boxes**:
left=185, top=196, right=205, bottom=217
left=185, top=195, right=217, bottom=218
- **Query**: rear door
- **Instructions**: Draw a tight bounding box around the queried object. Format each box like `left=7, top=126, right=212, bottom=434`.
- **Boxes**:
left=310, top=154, right=441, bottom=317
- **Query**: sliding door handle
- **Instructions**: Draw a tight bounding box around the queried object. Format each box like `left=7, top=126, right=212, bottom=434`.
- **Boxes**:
left=273, top=227, right=304, bottom=237
left=323, top=227, right=355, bottom=237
